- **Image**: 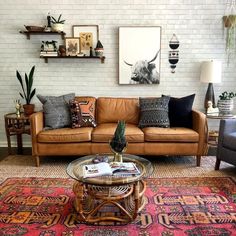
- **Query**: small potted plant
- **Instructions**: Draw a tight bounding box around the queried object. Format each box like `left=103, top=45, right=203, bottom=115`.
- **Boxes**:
left=16, top=65, right=36, bottom=116
left=110, top=120, right=127, bottom=162
left=218, top=91, right=236, bottom=115
left=94, top=40, right=104, bottom=57
left=51, top=14, right=65, bottom=32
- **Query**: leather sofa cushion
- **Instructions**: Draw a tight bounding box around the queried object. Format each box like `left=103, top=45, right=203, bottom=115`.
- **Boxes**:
left=97, top=97, right=139, bottom=124
left=92, top=123, right=144, bottom=143
left=142, top=127, right=199, bottom=142
left=38, top=127, right=93, bottom=143
left=223, top=132, right=236, bottom=151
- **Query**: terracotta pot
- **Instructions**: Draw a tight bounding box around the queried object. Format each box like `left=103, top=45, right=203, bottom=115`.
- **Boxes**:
left=23, top=104, right=35, bottom=116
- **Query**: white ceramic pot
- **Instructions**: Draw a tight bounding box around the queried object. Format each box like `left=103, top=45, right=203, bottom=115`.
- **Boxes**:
left=51, top=23, right=64, bottom=32
left=217, top=99, right=234, bottom=115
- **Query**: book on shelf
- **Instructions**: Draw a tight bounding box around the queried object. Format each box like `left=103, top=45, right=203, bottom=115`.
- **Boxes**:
left=40, top=51, right=58, bottom=56
left=83, top=161, right=140, bottom=178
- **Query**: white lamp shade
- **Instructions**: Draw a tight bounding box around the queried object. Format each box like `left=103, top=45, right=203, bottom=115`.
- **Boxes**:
left=200, top=61, right=222, bottom=83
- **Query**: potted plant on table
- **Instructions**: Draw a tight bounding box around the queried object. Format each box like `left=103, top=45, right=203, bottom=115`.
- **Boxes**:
left=218, top=91, right=236, bottom=115
left=16, top=65, right=36, bottom=116
left=110, top=120, right=127, bottom=163
left=51, top=14, right=65, bottom=32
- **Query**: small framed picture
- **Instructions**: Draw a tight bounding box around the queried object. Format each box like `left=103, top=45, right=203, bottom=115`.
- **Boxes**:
left=72, top=25, right=99, bottom=56
left=65, top=37, right=80, bottom=56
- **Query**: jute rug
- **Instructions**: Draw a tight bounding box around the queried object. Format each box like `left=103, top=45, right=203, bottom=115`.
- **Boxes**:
left=0, top=177, right=236, bottom=236
left=0, top=155, right=235, bottom=183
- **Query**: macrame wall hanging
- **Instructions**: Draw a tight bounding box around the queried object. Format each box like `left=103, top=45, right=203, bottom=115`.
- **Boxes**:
left=168, top=34, right=179, bottom=73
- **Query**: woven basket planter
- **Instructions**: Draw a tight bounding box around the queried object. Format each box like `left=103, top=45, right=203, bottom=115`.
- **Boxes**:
left=217, top=99, right=234, bottom=115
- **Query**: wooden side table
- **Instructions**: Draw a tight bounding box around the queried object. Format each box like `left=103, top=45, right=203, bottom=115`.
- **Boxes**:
left=206, top=114, right=236, bottom=147
left=4, top=113, right=31, bottom=155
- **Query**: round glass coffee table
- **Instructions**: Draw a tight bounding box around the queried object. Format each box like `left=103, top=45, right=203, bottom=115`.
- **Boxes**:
left=67, top=154, right=153, bottom=225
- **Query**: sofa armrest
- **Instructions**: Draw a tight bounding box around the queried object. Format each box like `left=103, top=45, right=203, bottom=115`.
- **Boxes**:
left=192, top=110, right=208, bottom=155
left=30, top=111, right=44, bottom=156
left=218, top=119, right=236, bottom=147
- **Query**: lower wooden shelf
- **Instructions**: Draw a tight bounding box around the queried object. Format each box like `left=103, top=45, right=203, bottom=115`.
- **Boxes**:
left=40, top=55, right=105, bottom=63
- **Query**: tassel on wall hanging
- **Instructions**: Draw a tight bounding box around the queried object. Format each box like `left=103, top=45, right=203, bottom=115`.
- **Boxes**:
left=168, top=34, right=179, bottom=73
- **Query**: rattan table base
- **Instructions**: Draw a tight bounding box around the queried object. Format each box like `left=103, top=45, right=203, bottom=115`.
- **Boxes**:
left=73, top=179, right=146, bottom=225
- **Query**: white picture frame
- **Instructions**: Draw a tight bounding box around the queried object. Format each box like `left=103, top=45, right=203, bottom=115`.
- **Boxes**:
left=119, top=26, right=161, bottom=84
left=72, top=25, right=99, bottom=56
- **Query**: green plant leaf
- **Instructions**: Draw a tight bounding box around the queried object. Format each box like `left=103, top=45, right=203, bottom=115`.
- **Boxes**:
left=19, top=92, right=24, bottom=99
left=28, top=66, right=35, bottom=100
left=29, top=88, right=36, bottom=104
left=16, top=70, right=27, bottom=101
left=58, top=14, right=62, bottom=22
left=51, top=16, right=57, bottom=23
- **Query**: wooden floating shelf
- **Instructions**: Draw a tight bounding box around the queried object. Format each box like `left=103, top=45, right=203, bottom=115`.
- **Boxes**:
left=40, top=56, right=105, bottom=64
left=19, top=31, right=66, bottom=40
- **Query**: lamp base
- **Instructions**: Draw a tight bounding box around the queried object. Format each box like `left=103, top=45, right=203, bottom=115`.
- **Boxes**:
left=204, top=83, right=216, bottom=111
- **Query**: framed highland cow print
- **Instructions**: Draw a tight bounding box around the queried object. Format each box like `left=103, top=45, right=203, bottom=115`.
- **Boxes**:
left=119, top=26, right=161, bottom=85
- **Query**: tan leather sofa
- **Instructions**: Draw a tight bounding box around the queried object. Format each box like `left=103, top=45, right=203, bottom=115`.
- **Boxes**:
left=30, top=97, right=208, bottom=167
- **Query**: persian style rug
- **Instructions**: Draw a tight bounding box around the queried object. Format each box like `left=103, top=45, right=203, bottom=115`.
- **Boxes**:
left=0, top=177, right=236, bottom=236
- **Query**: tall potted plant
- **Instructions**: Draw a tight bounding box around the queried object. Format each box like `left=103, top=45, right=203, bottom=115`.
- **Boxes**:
left=16, top=65, right=36, bottom=116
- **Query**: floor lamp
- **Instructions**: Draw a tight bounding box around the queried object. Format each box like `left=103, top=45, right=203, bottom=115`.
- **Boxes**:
left=200, top=61, right=222, bottom=111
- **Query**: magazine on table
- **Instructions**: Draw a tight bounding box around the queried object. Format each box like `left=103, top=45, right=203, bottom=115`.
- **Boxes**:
left=83, top=162, right=140, bottom=178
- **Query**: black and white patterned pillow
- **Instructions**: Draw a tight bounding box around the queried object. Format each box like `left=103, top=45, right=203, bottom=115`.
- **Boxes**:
left=138, top=97, right=170, bottom=128
left=37, top=93, right=75, bottom=129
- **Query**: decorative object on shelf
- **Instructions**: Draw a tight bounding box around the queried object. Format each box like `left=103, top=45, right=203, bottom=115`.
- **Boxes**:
left=94, top=40, right=104, bottom=57
left=16, top=65, right=36, bottom=116
left=223, top=0, right=236, bottom=63
left=168, top=34, right=179, bottom=73
left=207, top=101, right=219, bottom=115
left=14, top=99, right=21, bottom=118
left=58, top=45, right=66, bottom=56
left=110, top=120, right=127, bottom=163
left=200, top=60, right=222, bottom=111
left=218, top=91, right=236, bottom=115
left=72, top=25, right=99, bottom=56
left=24, top=25, right=45, bottom=32
left=65, top=37, right=80, bottom=56
left=45, top=12, right=52, bottom=32
left=119, top=26, right=161, bottom=84
left=51, top=14, right=65, bottom=32
left=40, top=40, right=58, bottom=57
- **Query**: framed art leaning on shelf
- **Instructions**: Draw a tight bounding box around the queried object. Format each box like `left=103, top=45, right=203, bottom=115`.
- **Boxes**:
left=65, top=37, right=80, bottom=56
left=72, top=25, right=99, bottom=56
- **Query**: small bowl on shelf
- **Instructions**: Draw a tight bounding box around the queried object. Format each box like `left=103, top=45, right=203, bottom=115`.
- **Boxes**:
left=24, top=25, right=46, bottom=32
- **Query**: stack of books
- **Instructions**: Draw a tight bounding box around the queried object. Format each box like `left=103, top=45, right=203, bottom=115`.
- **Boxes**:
left=40, top=51, right=58, bottom=57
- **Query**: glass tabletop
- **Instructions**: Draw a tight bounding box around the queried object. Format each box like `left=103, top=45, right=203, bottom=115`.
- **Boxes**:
left=66, top=154, right=153, bottom=185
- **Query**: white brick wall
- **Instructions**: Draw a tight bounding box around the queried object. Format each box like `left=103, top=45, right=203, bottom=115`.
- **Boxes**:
left=0, top=0, right=235, bottom=146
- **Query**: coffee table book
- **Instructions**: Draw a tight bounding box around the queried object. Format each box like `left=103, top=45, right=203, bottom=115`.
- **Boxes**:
left=83, top=162, right=140, bottom=178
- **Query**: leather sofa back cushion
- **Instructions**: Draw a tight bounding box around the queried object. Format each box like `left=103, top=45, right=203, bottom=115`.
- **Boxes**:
left=97, top=97, right=139, bottom=124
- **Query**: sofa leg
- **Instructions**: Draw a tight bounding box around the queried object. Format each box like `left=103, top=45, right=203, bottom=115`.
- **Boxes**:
left=34, top=156, right=40, bottom=167
left=196, top=155, right=201, bottom=167
left=215, top=158, right=221, bottom=170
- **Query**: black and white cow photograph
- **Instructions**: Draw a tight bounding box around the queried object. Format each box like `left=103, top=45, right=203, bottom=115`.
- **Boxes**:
left=119, top=26, right=161, bottom=85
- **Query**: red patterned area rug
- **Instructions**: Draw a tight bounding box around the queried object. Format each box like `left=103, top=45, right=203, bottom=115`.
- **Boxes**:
left=0, top=177, right=236, bottom=236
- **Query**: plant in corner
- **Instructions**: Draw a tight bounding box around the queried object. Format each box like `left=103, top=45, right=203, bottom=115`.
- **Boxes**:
left=16, top=65, right=36, bottom=116
left=51, top=14, right=65, bottom=32
left=110, top=120, right=127, bottom=162
left=218, top=91, right=236, bottom=115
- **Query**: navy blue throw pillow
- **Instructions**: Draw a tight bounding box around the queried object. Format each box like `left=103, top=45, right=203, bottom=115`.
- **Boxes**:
left=162, top=94, right=195, bottom=128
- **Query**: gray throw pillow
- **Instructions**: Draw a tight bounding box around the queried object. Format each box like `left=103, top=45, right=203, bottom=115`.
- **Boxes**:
left=138, top=96, right=170, bottom=128
left=37, top=93, right=75, bottom=129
